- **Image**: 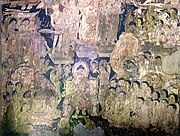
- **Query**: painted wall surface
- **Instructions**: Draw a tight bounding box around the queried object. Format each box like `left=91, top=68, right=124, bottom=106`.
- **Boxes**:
left=0, top=0, right=180, bottom=136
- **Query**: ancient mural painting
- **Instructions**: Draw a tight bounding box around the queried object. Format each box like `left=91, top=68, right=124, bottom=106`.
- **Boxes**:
left=0, top=0, right=180, bottom=136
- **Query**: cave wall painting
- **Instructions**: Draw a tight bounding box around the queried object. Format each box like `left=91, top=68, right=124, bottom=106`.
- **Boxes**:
left=1, top=0, right=180, bottom=135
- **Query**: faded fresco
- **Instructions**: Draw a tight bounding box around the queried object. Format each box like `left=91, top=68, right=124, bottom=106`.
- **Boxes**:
left=0, top=0, right=180, bottom=136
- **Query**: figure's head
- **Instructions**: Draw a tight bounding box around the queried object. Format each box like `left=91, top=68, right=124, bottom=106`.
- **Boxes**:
left=15, top=82, right=23, bottom=90
left=9, top=18, right=17, bottom=27
left=6, top=81, right=14, bottom=91
left=90, top=60, right=98, bottom=71
left=118, top=91, right=126, bottom=100
left=170, top=19, right=178, bottom=29
left=146, top=86, right=154, bottom=97
left=110, top=79, right=117, bottom=88
left=145, top=97, right=153, bottom=106
left=168, top=94, right=178, bottom=104
left=23, top=90, right=32, bottom=99
left=44, top=59, right=50, bottom=66
left=154, top=56, right=162, bottom=65
left=118, top=78, right=125, bottom=87
left=167, top=104, right=177, bottom=114
left=169, top=8, right=178, bottom=18
left=21, top=18, right=30, bottom=26
left=153, top=99, right=160, bottom=106
left=160, top=89, right=168, bottom=99
left=144, top=51, right=152, bottom=60
left=136, top=18, right=143, bottom=27
left=141, top=81, right=149, bottom=90
left=137, top=97, right=144, bottom=107
left=161, top=98, right=169, bottom=107
left=152, top=91, right=160, bottom=100
left=109, top=87, right=116, bottom=96
left=132, top=81, right=140, bottom=90
left=124, top=79, right=131, bottom=89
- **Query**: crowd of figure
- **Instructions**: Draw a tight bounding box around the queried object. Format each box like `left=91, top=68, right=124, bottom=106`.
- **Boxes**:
left=104, top=78, right=179, bottom=134
left=1, top=1, right=180, bottom=135
left=126, top=7, right=180, bottom=48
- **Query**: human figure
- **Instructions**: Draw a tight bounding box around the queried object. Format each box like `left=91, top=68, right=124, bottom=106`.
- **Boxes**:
left=103, top=87, right=116, bottom=119
left=131, top=97, right=145, bottom=128
left=132, top=81, right=141, bottom=97
left=62, top=64, right=73, bottom=81
left=151, top=99, right=161, bottom=128
left=159, top=98, right=168, bottom=131
left=89, top=60, right=100, bottom=80
left=98, top=63, right=110, bottom=113
left=165, top=104, right=178, bottom=134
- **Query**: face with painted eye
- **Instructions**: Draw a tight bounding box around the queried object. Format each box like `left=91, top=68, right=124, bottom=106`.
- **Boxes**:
left=109, top=88, right=116, bottom=96
left=169, top=95, right=176, bottom=104
left=137, top=98, right=144, bottom=108
left=132, top=82, right=139, bottom=91
left=8, top=20, right=17, bottom=30
left=141, top=82, right=148, bottom=91
left=170, top=19, right=178, bottom=29
left=153, top=100, right=159, bottom=107
left=16, top=83, right=23, bottom=91
left=146, top=87, right=152, bottom=97
left=118, top=79, right=125, bottom=87
left=110, top=80, right=116, bottom=88
left=146, top=98, right=153, bottom=106
left=119, top=92, right=126, bottom=101
left=162, top=12, right=169, bottom=19
left=152, top=92, right=158, bottom=100
left=168, top=106, right=175, bottom=114
left=161, top=99, right=168, bottom=107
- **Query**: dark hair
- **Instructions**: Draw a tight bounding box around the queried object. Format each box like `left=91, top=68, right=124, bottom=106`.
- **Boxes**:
left=23, top=90, right=31, bottom=98
left=168, top=94, right=178, bottom=103
left=129, top=21, right=136, bottom=27
left=137, top=97, right=145, bottom=101
left=124, top=79, right=131, bottom=85
left=144, top=51, right=152, bottom=56
left=15, top=82, right=23, bottom=89
left=119, top=91, right=126, bottom=95
left=161, top=98, right=169, bottom=104
left=6, top=81, right=14, bottom=88
left=155, top=56, right=161, bottom=60
left=153, top=91, right=160, bottom=99
left=132, top=80, right=141, bottom=88
left=21, top=18, right=30, bottom=25
left=153, top=99, right=160, bottom=103
left=118, top=78, right=125, bottom=82
left=161, top=89, right=168, bottom=98
left=141, top=81, right=149, bottom=87
left=148, top=86, right=154, bottom=93
left=170, top=8, right=178, bottom=16
left=168, top=104, right=177, bottom=110
left=109, top=87, right=116, bottom=91
left=9, top=18, right=17, bottom=25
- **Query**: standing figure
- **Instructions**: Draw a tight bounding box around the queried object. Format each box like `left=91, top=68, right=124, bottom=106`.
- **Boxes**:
left=98, top=61, right=110, bottom=113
